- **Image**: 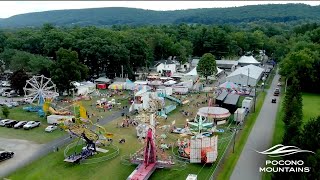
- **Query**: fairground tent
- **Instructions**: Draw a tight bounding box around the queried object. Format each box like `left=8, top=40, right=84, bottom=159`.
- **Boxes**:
left=125, top=79, right=151, bottom=91
left=219, top=81, right=239, bottom=89
left=238, top=56, right=260, bottom=66
left=185, top=67, right=223, bottom=76
left=94, top=77, right=111, bottom=83
left=108, top=82, right=125, bottom=90
left=226, top=64, right=264, bottom=86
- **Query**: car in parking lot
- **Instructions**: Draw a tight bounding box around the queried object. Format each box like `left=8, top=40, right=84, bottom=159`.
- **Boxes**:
left=5, top=120, right=19, bottom=128
left=0, top=151, right=14, bottom=162
left=0, top=119, right=9, bottom=126
left=3, top=119, right=14, bottom=126
left=7, top=92, right=19, bottom=98
left=14, top=121, right=28, bottom=129
left=45, top=125, right=58, bottom=132
left=23, top=121, right=41, bottom=130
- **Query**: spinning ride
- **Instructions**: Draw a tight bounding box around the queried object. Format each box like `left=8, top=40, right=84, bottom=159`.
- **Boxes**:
left=24, top=75, right=59, bottom=104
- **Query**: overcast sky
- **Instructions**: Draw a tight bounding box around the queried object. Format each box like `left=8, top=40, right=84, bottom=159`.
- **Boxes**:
left=0, top=1, right=319, bottom=18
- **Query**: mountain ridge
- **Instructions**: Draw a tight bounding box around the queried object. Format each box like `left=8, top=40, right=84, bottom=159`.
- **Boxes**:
left=0, top=4, right=319, bottom=28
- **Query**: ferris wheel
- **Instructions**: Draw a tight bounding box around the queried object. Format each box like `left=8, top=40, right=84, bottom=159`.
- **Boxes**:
left=24, top=75, right=59, bottom=105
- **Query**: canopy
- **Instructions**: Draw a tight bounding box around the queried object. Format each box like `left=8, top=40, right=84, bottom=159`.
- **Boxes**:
left=124, top=79, right=135, bottom=90
left=185, top=67, right=197, bottom=76
left=134, top=84, right=151, bottom=91
left=197, top=107, right=231, bottom=119
left=217, top=67, right=224, bottom=75
left=148, top=80, right=163, bottom=86
left=94, top=77, right=111, bottom=83
left=164, top=80, right=177, bottom=86
left=238, top=56, right=260, bottom=64
left=108, top=82, right=125, bottom=90
left=219, top=81, right=239, bottom=89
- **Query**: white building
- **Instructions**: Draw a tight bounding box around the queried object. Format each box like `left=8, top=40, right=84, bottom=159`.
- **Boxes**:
left=226, top=65, right=264, bottom=86
left=154, top=60, right=176, bottom=74
left=73, top=81, right=96, bottom=96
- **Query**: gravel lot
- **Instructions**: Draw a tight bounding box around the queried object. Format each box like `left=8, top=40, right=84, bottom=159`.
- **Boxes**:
left=0, top=138, right=43, bottom=178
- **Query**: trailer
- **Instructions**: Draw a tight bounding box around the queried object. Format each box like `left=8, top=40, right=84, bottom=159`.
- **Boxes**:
left=47, top=115, right=75, bottom=125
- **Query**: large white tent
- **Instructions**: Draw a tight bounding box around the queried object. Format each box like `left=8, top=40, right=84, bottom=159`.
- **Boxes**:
left=226, top=65, right=264, bottom=86
left=185, top=67, right=198, bottom=76
left=238, top=56, right=260, bottom=66
left=185, top=67, right=224, bottom=76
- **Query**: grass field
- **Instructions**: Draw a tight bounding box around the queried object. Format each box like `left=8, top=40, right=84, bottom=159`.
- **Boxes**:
left=216, top=91, right=267, bottom=180
left=8, top=92, right=235, bottom=180
left=302, top=93, right=320, bottom=122
left=0, top=107, right=64, bottom=143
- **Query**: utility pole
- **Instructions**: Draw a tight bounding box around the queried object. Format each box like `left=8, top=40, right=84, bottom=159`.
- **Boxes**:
left=121, top=65, right=124, bottom=78
left=231, top=127, right=242, bottom=153
left=253, top=87, right=256, bottom=112
left=247, top=68, right=250, bottom=87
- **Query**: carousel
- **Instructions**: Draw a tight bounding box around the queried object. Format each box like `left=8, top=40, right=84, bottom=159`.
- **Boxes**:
left=195, top=106, right=231, bottom=125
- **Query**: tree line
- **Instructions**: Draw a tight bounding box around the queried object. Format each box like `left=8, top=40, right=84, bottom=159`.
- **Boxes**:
left=0, top=22, right=319, bottom=93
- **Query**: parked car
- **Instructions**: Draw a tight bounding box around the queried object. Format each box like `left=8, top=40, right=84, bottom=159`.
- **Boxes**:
left=2, top=92, right=10, bottom=97
left=2, top=119, right=15, bottom=127
left=45, top=125, right=57, bottom=132
left=10, top=102, right=19, bottom=107
left=5, top=120, right=18, bottom=128
left=0, top=151, right=14, bottom=162
left=14, top=121, right=28, bottom=129
left=7, top=92, right=19, bottom=98
left=4, top=103, right=13, bottom=108
left=0, top=119, right=10, bottom=126
left=23, top=121, right=41, bottom=130
left=1, top=81, right=11, bottom=87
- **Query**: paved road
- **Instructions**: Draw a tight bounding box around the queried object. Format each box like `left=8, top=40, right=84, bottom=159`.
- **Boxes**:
left=230, top=71, right=280, bottom=180
left=0, top=108, right=128, bottom=178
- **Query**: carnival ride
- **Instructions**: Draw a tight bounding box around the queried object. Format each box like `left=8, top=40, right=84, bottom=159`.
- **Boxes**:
left=128, top=128, right=174, bottom=180
left=177, top=136, right=218, bottom=164
left=62, top=109, right=117, bottom=164
left=23, top=75, right=59, bottom=117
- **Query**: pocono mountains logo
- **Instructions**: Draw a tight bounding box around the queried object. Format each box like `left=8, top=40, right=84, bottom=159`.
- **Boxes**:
left=256, top=144, right=315, bottom=173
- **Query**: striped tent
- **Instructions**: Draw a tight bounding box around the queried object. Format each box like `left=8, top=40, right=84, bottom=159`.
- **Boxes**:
left=108, top=82, right=125, bottom=90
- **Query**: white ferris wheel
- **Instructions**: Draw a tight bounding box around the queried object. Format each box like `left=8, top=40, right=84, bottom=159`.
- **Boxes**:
left=24, top=75, right=59, bottom=104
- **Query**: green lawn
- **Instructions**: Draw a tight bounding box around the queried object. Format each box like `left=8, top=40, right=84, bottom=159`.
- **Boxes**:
left=8, top=92, right=235, bottom=180
left=302, top=93, right=320, bottom=122
left=216, top=91, right=267, bottom=180
left=0, top=107, right=64, bottom=143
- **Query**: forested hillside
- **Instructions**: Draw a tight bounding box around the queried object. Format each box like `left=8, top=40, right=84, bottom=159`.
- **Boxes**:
left=0, top=4, right=319, bottom=28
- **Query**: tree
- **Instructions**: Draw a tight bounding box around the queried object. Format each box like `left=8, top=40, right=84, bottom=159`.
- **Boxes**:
left=50, top=48, right=89, bottom=94
left=2, top=106, right=9, bottom=118
left=9, top=69, right=29, bottom=95
left=197, top=53, right=217, bottom=84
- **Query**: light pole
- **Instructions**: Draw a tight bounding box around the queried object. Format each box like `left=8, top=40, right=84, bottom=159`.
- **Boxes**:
left=230, top=127, right=242, bottom=153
